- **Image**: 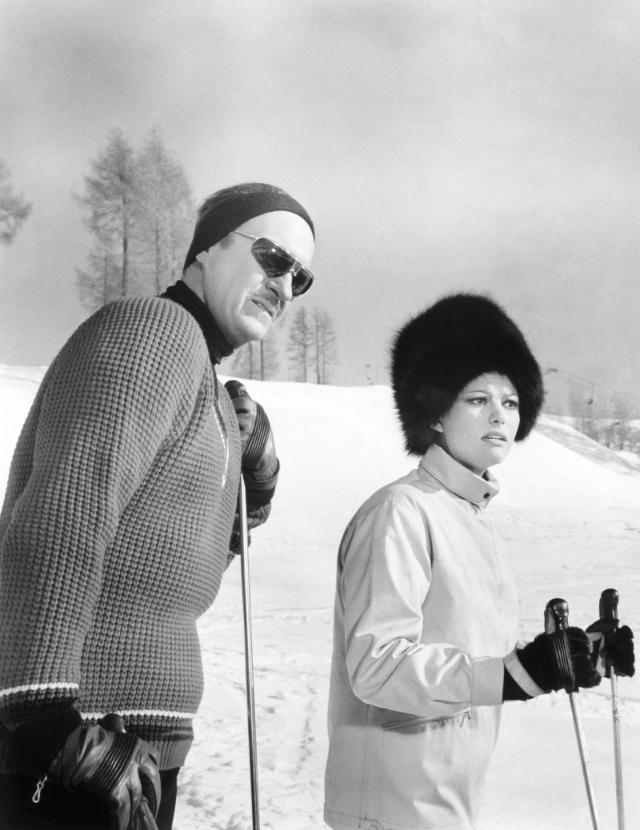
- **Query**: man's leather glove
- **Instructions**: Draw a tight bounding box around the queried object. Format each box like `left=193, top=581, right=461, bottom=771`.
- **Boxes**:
left=504, top=628, right=601, bottom=700
left=586, top=620, right=635, bottom=678
left=225, top=380, right=279, bottom=502
left=48, top=722, right=161, bottom=830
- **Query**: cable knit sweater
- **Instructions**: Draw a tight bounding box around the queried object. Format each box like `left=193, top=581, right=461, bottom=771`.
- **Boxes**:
left=0, top=294, right=243, bottom=771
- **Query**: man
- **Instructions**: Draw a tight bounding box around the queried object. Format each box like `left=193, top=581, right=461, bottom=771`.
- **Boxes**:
left=0, top=182, right=316, bottom=829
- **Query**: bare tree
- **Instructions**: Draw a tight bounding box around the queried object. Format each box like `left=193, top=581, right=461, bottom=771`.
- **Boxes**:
left=135, top=127, right=195, bottom=294
left=74, top=129, right=138, bottom=309
left=311, top=306, right=338, bottom=384
left=0, top=159, right=32, bottom=244
left=74, top=128, right=195, bottom=311
left=286, top=306, right=314, bottom=382
left=76, top=244, right=121, bottom=311
left=230, top=328, right=280, bottom=380
left=287, top=305, right=339, bottom=383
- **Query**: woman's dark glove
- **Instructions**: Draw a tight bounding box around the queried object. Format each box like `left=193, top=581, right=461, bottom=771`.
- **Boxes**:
left=504, top=628, right=601, bottom=700
left=225, top=380, right=279, bottom=502
left=48, top=723, right=161, bottom=830
left=586, top=620, right=635, bottom=678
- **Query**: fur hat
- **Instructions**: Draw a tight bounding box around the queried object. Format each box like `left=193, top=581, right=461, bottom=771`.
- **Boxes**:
left=391, top=293, right=544, bottom=456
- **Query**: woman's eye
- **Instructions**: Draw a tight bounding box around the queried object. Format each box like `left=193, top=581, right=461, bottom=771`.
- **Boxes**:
left=468, top=397, right=487, bottom=405
left=505, top=399, right=519, bottom=409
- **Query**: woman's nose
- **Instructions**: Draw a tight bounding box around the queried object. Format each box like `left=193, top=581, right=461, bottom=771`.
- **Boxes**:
left=489, top=404, right=505, bottom=424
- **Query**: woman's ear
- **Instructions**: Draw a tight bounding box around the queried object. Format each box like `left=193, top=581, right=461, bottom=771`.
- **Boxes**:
left=431, top=420, right=444, bottom=434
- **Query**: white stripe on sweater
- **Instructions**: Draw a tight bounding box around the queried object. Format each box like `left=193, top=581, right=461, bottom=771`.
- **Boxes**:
left=0, top=682, right=79, bottom=699
left=81, top=709, right=194, bottom=720
left=211, top=400, right=229, bottom=489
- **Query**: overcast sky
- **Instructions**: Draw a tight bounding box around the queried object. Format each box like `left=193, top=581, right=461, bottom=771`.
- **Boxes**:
left=1, top=0, right=639, bottom=403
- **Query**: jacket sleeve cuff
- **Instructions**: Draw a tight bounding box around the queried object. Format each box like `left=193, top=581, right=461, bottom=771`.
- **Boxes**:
left=505, top=648, right=546, bottom=698
left=471, top=656, right=508, bottom=705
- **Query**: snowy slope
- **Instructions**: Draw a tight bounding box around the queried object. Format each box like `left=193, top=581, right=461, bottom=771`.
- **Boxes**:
left=1, top=366, right=639, bottom=830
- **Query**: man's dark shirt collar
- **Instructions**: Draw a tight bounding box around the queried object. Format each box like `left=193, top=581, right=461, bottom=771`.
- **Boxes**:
left=161, top=280, right=234, bottom=365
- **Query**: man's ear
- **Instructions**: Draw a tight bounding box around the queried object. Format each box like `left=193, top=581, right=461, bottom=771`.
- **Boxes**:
left=431, top=420, right=444, bottom=434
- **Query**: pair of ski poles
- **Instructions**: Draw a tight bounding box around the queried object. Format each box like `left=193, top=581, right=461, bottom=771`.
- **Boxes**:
left=238, top=499, right=628, bottom=830
left=545, top=590, right=626, bottom=830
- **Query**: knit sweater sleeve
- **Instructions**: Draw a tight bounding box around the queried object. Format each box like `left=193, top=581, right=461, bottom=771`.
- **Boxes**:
left=0, top=298, right=205, bottom=730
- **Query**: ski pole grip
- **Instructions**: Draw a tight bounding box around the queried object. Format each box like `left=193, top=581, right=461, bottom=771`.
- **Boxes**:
left=599, top=588, right=619, bottom=621
left=545, top=598, right=569, bottom=633
left=98, top=714, right=160, bottom=830
left=544, top=598, right=577, bottom=693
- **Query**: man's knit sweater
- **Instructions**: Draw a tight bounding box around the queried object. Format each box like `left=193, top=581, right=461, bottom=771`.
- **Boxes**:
left=0, top=292, right=244, bottom=771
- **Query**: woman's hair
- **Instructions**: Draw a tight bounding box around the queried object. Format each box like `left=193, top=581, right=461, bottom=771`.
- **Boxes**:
left=391, top=292, right=544, bottom=456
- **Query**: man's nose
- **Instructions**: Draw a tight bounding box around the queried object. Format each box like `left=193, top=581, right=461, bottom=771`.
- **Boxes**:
left=268, top=270, right=293, bottom=303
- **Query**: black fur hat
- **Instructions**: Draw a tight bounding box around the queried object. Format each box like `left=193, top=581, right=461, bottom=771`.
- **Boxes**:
left=391, top=293, right=544, bottom=456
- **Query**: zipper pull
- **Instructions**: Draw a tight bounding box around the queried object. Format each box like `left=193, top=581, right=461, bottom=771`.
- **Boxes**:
left=32, top=774, right=48, bottom=804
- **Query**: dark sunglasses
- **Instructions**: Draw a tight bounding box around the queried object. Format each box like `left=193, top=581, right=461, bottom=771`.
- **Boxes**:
left=232, top=230, right=314, bottom=297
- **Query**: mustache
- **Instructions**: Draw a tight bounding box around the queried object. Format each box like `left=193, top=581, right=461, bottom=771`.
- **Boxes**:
left=253, top=290, right=283, bottom=315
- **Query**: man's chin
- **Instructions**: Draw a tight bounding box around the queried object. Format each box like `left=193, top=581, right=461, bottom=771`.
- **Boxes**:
left=232, top=316, right=272, bottom=347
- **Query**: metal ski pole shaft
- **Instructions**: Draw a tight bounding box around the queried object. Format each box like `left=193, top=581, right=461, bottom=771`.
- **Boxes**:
left=239, top=476, right=261, bottom=830
left=600, top=589, right=624, bottom=830
left=545, top=598, right=602, bottom=830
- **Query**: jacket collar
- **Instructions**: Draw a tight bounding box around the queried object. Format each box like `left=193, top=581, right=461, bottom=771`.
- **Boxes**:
left=418, top=444, right=500, bottom=508
left=161, top=280, right=234, bottom=365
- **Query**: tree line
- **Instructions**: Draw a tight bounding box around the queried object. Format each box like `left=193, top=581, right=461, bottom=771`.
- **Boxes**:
left=2, top=130, right=339, bottom=383
left=228, top=305, right=338, bottom=384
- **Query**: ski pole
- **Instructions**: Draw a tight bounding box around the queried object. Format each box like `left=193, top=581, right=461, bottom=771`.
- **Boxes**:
left=600, top=588, right=624, bottom=830
left=545, top=598, right=602, bottom=830
left=239, top=476, right=261, bottom=830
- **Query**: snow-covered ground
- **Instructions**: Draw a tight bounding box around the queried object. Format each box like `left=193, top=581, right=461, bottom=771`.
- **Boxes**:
left=2, top=365, right=640, bottom=830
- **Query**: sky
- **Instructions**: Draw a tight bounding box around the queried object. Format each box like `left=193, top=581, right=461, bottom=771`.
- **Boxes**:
left=1, top=0, right=640, bottom=403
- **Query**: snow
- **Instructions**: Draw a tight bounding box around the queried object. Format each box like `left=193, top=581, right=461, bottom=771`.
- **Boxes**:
left=1, top=365, right=640, bottom=830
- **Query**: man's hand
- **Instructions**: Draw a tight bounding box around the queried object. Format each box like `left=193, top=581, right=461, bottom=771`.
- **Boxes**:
left=224, top=380, right=279, bottom=487
left=49, top=723, right=161, bottom=830
left=586, top=619, right=635, bottom=678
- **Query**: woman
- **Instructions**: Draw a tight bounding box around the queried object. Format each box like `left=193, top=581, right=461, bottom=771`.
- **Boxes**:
left=323, top=293, right=603, bottom=830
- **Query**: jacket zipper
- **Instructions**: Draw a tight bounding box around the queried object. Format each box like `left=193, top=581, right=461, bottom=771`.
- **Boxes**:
left=32, top=774, right=48, bottom=803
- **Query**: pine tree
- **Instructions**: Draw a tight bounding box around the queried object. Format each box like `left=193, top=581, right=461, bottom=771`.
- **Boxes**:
left=0, top=159, right=32, bottom=245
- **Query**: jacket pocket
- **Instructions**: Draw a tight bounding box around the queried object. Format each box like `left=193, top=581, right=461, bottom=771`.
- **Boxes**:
left=382, top=711, right=470, bottom=731
left=374, top=710, right=473, bottom=827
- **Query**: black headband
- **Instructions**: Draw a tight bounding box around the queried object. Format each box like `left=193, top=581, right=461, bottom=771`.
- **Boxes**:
left=183, top=187, right=315, bottom=271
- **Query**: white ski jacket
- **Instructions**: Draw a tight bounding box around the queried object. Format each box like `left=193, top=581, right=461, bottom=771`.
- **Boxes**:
left=324, top=444, right=535, bottom=830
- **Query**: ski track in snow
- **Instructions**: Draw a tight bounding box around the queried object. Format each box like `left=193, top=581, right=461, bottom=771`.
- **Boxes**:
left=2, top=367, right=640, bottom=830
